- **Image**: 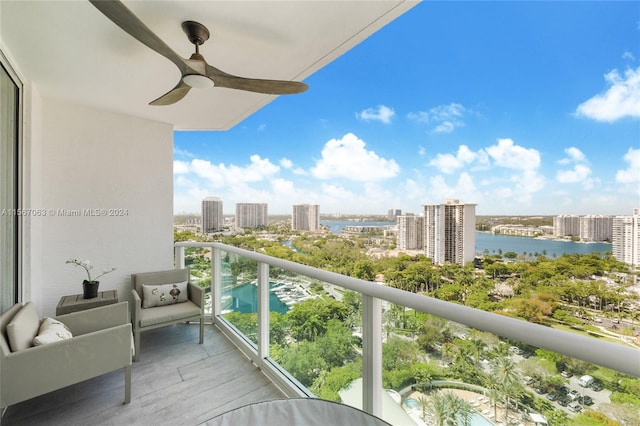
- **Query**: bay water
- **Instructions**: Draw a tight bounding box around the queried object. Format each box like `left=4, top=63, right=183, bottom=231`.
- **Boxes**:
left=321, top=220, right=612, bottom=258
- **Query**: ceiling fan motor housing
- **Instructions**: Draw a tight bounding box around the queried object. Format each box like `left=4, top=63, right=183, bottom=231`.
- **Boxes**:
left=182, top=21, right=210, bottom=46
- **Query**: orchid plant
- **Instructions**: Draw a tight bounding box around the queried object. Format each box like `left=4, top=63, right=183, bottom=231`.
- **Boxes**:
left=66, top=258, right=116, bottom=283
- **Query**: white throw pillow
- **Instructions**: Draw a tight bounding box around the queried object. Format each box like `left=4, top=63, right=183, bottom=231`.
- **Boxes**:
left=6, top=302, right=40, bottom=352
left=142, top=281, right=188, bottom=308
left=33, top=317, right=73, bottom=346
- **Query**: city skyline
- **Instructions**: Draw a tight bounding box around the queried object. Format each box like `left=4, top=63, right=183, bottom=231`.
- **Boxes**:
left=174, top=2, right=639, bottom=216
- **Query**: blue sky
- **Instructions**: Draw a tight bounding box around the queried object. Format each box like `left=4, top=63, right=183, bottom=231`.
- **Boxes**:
left=174, top=1, right=640, bottom=216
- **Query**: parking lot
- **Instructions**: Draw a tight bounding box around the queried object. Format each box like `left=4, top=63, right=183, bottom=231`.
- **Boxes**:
left=526, top=372, right=612, bottom=416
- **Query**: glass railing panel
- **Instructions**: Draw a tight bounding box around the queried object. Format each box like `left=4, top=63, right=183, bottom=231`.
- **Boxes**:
left=379, top=305, right=640, bottom=426
left=183, top=246, right=213, bottom=315
left=265, top=276, right=364, bottom=401
left=217, top=251, right=260, bottom=345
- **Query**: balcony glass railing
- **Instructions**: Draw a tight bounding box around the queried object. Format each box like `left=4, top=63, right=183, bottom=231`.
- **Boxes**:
left=175, top=242, right=639, bottom=425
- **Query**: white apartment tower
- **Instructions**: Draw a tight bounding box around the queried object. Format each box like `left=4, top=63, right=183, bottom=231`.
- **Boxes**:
left=292, top=204, right=320, bottom=231
left=235, top=203, right=268, bottom=229
left=423, top=199, right=476, bottom=265
left=613, top=209, right=640, bottom=266
left=580, top=215, right=613, bottom=242
left=201, top=197, right=223, bottom=234
left=397, top=214, right=424, bottom=250
left=554, top=215, right=581, bottom=237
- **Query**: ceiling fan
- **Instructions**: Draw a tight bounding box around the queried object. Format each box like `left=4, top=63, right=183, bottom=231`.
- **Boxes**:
left=89, top=0, right=308, bottom=106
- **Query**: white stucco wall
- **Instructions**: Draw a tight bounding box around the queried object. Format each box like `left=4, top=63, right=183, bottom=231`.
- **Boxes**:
left=24, top=95, right=174, bottom=316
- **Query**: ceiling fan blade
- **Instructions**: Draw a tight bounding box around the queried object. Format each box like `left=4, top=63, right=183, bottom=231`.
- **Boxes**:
left=205, top=64, right=308, bottom=95
left=149, top=81, right=191, bottom=106
left=89, top=0, right=190, bottom=75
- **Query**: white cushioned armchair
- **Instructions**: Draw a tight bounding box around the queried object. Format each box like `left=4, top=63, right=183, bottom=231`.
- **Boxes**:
left=1, top=301, right=132, bottom=411
left=131, top=268, right=204, bottom=361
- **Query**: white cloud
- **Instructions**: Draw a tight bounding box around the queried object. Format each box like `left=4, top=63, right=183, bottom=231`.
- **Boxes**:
left=188, top=155, right=280, bottom=187
left=280, top=158, right=293, bottom=169
left=485, top=138, right=540, bottom=171
left=173, top=147, right=195, bottom=158
left=356, top=105, right=395, bottom=124
left=292, top=168, right=307, bottom=176
left=427, top=172, right=479, bottom=204
left=173, top=160, right=190, bottom=174
left=576, top=66, right=640, bottom=122
left=310, top=133, right=400, bottom=181
left=271, top=178, right=294, bottom=193
left=556, top=147, right=595, bottom=189
left=321, top=183, right=355, bottom=200
left=482, top=138, right=545, bottom=205
left=622, top=50, right=636, bottom=61
left=564, top=147, right=587, bottom=163
left=616, top=147, right=640, bottom=184
left=429, top=145, right=478, bottom=174
left=408, top=103, right=470, bottom=133
left=433, top=121, right=456, bottom=134
left=557, top=164, right=592, bottom=184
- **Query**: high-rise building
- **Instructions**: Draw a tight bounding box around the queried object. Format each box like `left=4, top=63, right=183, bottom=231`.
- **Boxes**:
left=387, top=209, right=402, bottom=221
left=292, top=204, right=320, bottom=231
left=554, top=215, right=581, bottom=237
left=397, top=214, right=424, bottom=250
left=235, top=203, right=268, bottom=229
left=423, top=199, right=476, bottom=265
left=201, top=197, right=223, bottom=233
left=613, top=209, right=640, bottom=266
left=579, top=215, right=613, bottom=242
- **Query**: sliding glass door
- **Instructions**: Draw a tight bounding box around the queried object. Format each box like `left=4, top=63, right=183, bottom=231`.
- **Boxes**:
left=0, top=58, right=20, bottom=312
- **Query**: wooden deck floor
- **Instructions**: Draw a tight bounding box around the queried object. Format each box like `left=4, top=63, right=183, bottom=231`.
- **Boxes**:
left=2, top=323, right=285, bottom=426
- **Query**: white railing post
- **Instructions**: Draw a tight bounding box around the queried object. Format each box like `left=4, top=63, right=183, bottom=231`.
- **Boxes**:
left=257, top=262, right=270, bottom=361
left=174, top=246, right=185, bottom=269
left=362, top=294, right=382, bottom=417
left=211, top=247, right=221, bottom=318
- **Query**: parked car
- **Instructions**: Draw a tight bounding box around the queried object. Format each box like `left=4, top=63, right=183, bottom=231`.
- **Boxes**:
left=569, top=390, right=580, bottom=400
left=568, top=401, right=583, bottom=412
left=590, top=381, right=603, bottom=391
left=561, top=370, right=573, bottom=378
left=579, top=395, right=594, bottom=405
left=558, top=386, right=570, bottom=395
left=557, top=397, right=570, bottom=407
left=546, top=392, right=559, bottom=401
left=509, top=346, right=523, bottom=355
left=523, top=376, right=534, bottom=385
left=579, top=375, right=595, bottom=387
left=535, top=387, right=548, bottom=395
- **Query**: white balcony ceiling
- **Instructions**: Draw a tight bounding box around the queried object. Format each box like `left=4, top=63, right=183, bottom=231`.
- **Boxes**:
left=1, top=0, right=418, bottom=130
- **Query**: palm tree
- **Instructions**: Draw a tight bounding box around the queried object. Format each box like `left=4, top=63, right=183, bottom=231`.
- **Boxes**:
left=417, top=395, right=430, bottom=423
left=428, top=391, right=449, bottom=426
left=441, top=342, right=458, bottom=365
left=491, top=356, right=520, bottom=420
left=469, top=338, right=487, bottom=368
left=428, top=391, right=472, bottom=426
left=485, top=375, right=502, bottom=420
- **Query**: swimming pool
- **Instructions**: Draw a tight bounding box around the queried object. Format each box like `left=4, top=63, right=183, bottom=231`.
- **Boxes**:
left=469, top=412, right=494, bottom=426
left=404, top=397, right=421, bottom=410
left=403, top=398, right=494, bottom=426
